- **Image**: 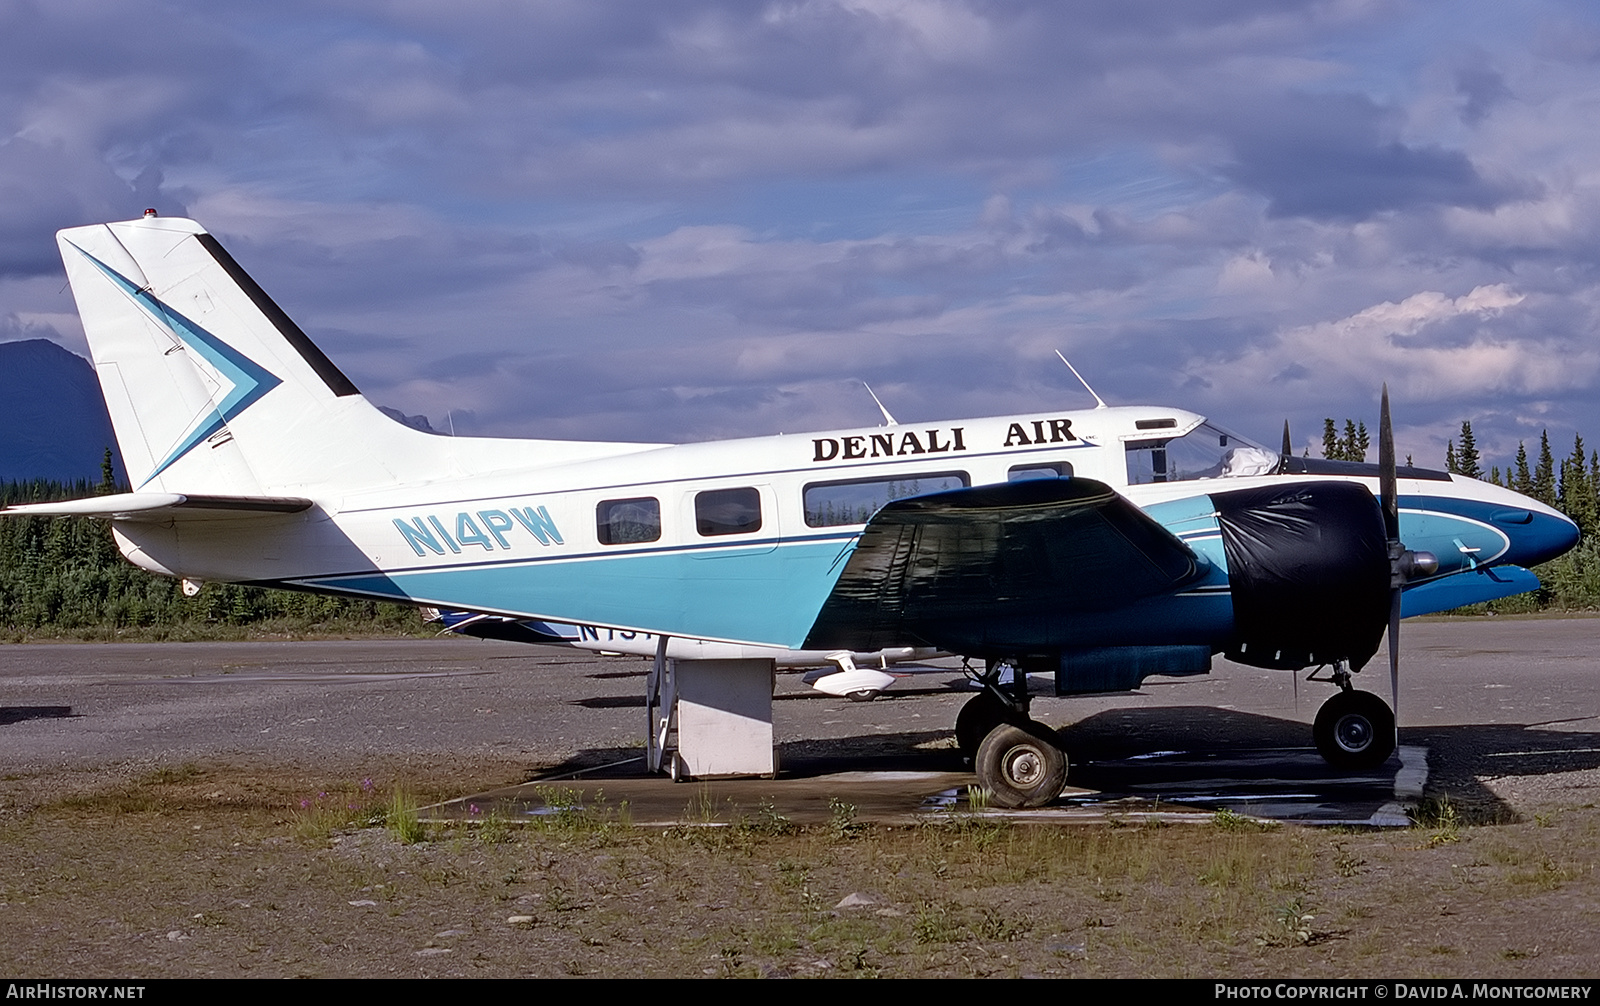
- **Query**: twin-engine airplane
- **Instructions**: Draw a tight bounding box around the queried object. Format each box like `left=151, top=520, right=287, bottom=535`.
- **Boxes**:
left=4, top=213, right=1579, bottom=807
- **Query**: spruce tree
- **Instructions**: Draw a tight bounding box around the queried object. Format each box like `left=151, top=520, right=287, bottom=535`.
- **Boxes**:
left=1456, top=421, right=1482, bottom=480
left=1514, top=442, right=1531, bottom=494
left=1322, top=419, right=1338, bottom=460
left=96, top=449, right=116, bottom=496
left=1445, top=440, right=1457, bottom=474
left=1534, top=431, right=1557, bottom=506
left=1355, top=421, right=1370, bottom=462
left=1591, top=450, right=1600, bottom=512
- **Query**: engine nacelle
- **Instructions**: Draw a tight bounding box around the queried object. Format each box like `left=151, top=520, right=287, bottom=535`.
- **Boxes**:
left=1211, top=482, right=1390, bottom=671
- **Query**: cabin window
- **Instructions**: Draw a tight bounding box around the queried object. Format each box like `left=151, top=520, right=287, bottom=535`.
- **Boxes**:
left=695, top=487, right=763, bottom=537
left=803, top=472, right=969, bottom=527
left=1008, top=462, right=1072, bottom=481
left=596, top=497, right=661, bottom=544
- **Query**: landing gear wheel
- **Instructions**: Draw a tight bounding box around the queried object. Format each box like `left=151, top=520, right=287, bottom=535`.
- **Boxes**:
left=846, top=689, right=880, bottom=703
left=974, top=723, right=1067, bottom=809
left=956, top=692, right=1017, bottom=759
left=1313, top=690, right=1395, bottom=770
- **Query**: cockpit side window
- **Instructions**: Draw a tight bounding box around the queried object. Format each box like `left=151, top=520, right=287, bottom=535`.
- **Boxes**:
left=1125, top=439, right=1175, bottom=484
left=1125, top=423, right=1276, bottom=485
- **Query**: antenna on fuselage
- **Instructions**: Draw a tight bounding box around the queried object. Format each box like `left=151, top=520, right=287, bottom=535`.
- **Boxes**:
left=861, top=382, right=898, bottom=426
left=1055, top=351, right=1108, bottom=409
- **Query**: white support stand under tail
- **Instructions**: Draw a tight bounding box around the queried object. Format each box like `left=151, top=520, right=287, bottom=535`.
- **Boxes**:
left=668, top=658, right=778, bottom=780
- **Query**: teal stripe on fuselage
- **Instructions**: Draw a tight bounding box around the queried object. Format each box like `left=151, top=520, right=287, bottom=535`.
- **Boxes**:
left=292, top=489, right=1552, bottom=651
left=299, top=539, right=852, bottom=648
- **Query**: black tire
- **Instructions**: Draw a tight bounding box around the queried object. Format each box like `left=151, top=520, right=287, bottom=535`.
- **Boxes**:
left=1313, top=690, right=1396, bottom=770
left=974, top=722, right=1067, bottom=809
left=956, top=692, right=1016, bottom=759
left=846, top=689, right=880, bottom=703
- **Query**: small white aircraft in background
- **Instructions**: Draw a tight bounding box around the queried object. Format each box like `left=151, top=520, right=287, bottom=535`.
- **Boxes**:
left=4, top=212, right=1578, bottom=806
left=419, top=606, right=941, bottom=701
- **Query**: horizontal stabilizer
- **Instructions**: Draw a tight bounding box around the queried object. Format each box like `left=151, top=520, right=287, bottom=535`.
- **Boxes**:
left=1, top=492, right=313, bottom=522
left=804, top=478, right=1201, bottom=652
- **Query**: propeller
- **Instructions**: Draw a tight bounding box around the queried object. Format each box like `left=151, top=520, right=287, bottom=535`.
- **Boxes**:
left=1377, top=385, right=1438, bottom=745
left=1281, top=420, right=1293, bottom=471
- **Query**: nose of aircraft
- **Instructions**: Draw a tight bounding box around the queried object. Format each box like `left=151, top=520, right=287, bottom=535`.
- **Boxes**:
left=1499, top=507, right=1581, bottom=568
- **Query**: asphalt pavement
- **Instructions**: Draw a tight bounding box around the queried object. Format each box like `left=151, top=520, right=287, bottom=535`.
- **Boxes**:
left=2, top=616, right=1598, bottom=823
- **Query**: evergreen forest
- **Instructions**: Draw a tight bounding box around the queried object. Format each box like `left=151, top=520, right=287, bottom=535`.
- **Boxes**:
left=0, top=466, right=427, bottom=640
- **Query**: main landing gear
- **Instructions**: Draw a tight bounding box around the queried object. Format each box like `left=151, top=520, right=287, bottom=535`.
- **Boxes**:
left=1310, top=663, right=1396, bottom=771
left=957, top=659, right=1067, bottom=809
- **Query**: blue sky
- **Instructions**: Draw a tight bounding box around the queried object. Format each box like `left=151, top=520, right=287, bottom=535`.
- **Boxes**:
left=4, top=0, right=1600, bottom=471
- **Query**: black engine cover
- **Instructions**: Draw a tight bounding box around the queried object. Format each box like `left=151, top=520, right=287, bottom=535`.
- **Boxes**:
left=1211, top=482, right=1389, bottom=670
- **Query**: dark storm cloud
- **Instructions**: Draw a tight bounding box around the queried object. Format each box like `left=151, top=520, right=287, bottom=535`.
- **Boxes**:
left=246, top=0, right=1356, bottom=198
left=0, top=138, right=156, bottom=277
left=1222, top=92, right=1523, bottom=221
left=1456, top=59, right=1512, bottom=125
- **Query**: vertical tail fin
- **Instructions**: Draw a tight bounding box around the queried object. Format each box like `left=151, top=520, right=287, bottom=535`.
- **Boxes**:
left=58, top=216, right=406, bottom=494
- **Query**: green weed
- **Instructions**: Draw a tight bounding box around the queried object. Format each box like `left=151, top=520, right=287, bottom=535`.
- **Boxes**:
left=1256, top=898, right=1317, bottom=948
left=1412, top=797, right=1460, bottom=846
left=912, top=901, right=962, bottom=944
left=748, top=800, right=797, bottom=836
left=828, top=796, right=861, bottom=840
left=386, top=785, right=426, bottom=844
left=1212, top=807, right=1277, bottom=832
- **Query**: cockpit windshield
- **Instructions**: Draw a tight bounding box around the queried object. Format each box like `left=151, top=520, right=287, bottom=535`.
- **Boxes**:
left=1124, top=422, right=1277, bottom=485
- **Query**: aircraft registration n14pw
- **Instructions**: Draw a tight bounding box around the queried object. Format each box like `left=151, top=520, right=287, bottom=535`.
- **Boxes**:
left=5, top=213, right=1579, bottom=807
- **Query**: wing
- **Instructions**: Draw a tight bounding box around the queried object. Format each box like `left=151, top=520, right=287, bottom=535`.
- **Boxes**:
left=0, top=492, right=312, bottom=522
left=803, top=478, right=1202, bottom=652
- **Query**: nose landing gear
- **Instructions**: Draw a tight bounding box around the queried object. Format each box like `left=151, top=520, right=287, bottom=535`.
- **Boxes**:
left=1310, top=663, right=1396, bottom=770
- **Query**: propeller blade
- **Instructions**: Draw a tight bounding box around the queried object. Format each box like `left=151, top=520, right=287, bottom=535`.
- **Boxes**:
left=1389, top=585, right=1401, bottom=742
left=1281, top=420, right=1292, bottom=459
left=1380, top=384, right=1402, bottom=747
left=1378, top=384, right=1399, bottom=543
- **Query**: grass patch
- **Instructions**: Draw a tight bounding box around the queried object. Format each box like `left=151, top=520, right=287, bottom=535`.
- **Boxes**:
left=12, top=758, right=1600, bottom=978
left=1212, top=807, right=1278, bottom=832
left=385, top=785, right=427, bottom=844
left=1412, top=796, right=1461, bottom=846
left=292, top=778, right=385, bottom=841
